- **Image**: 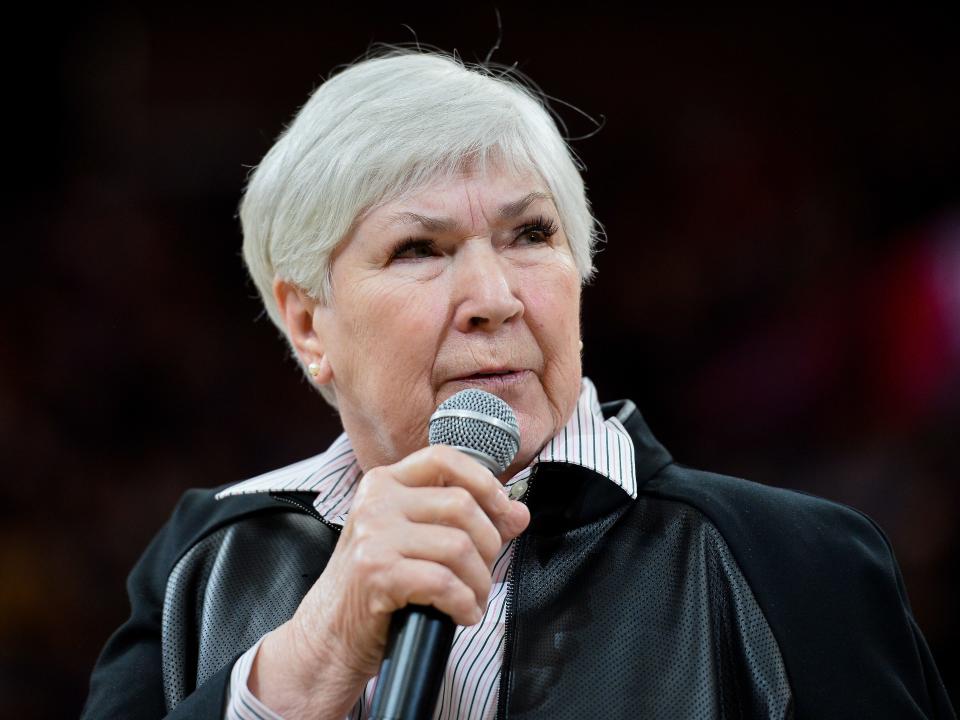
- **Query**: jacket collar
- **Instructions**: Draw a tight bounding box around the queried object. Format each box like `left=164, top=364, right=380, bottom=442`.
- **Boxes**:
left=215, top=379, right=644, bottom=521
left=606, top=399, right=674, bottom=488
left=527, top=400, right=673, bottom=532
left=213, top=382, right=673, bottom=532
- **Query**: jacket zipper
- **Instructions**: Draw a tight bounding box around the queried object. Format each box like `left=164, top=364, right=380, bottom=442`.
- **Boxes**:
left=270, top=491, right=343, bottom=534
left=495, top=466, right=538, bottom=720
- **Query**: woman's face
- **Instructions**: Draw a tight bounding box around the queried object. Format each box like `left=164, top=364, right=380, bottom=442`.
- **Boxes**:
left=312, top=167, right=583, bottom=479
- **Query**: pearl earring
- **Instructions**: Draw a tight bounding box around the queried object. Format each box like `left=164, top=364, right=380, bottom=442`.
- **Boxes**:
left=578, top=340, right=584, bottom=353
left=307, top=362, right=322, bottom=377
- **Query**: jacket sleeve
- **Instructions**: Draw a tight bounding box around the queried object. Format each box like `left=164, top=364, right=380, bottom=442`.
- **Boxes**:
left=813, top=502, right=955, bottom=719
left=646, top=466, right=956, bottom=719
left=775, top=497, right=956, bottom=718
left=80, top=489, right=234, bottom=719
left=882, top=523, right=956, bottom=719
left=749, top=489, right=956, bottom=719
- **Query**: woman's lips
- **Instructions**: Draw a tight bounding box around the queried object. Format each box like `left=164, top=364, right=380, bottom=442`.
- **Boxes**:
left=451, top=369, right=531, bottom=388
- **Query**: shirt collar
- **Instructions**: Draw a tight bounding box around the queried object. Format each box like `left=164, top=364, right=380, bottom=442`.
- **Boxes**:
left=215, top=377, right=637, bottom=524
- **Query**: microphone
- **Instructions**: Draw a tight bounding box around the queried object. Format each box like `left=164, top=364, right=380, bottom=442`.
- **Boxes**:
left=369, top=389, right=520, bottom=720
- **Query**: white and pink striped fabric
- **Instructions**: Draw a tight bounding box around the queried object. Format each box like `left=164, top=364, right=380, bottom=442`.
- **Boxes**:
left=219, top=377, right=636, bottom=720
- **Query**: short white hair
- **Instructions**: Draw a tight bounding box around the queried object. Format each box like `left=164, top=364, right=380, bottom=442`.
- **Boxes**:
left=240, top=48, right=600, bottom=405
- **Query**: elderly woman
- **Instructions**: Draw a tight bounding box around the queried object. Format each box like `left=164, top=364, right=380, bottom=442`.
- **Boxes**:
left=82, top=50, right=953, bottom=720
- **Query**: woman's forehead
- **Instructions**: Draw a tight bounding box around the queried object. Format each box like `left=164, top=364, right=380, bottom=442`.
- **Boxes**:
left=368, top=170, right=553, bottom=227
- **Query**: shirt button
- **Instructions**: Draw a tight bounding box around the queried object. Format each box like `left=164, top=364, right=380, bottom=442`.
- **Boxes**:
left=508, top=479, right=528, bottom=501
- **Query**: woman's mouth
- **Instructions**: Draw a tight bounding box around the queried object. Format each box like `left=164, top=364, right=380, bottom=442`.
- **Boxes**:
left=454, top=369, right=531, bottom=387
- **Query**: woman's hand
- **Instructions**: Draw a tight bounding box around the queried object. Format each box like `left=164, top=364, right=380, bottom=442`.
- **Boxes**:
left=248, top=445, right=531, bottom=719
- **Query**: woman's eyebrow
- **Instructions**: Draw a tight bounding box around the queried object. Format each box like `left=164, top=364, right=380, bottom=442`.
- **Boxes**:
left=497, top=191, right=553, bottom=219
left=385, top=212, right=462, bottom=233
left=384, top=192, right=554, bottom=232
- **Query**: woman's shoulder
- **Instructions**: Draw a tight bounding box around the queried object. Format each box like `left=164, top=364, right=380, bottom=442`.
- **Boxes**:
left=139, top=483, right=313, bottom=581
left=162, top=484, right=276, bottom=542
left=643, top=460, right=890, bottom=558
left=639, top=461, right=912, bottom=645
left=639, top=460, right=906, bottom=613
left=637, top=464, right=951, bottom=718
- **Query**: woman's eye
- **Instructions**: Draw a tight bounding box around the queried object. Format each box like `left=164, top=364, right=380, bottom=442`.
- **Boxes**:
left=391, top=239, right=437, bottom=260
left=514, top=216, right=559, bottom=246
left=517, top=228, right=550, bottom=244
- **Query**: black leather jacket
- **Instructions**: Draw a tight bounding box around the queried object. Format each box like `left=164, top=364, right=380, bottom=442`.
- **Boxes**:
left=81, top=401, right=955, bottom=719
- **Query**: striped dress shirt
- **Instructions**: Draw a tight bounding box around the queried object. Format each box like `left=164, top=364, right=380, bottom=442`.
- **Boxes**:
left=218, top=377, right=636, bottom=720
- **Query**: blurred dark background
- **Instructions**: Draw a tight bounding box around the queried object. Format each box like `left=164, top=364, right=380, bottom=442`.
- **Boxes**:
left=3, top=6, right=958, bottom=718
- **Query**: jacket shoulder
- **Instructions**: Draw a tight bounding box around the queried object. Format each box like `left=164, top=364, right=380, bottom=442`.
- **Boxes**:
left=642, top=462, right=904, bottom=621
left=644, top=462, right=888, bottom=559
left=642, top=462, right=949, bottom=718
left=80, top=486, right=298, bottom=719
left=147, top=485, right=285, bottom=575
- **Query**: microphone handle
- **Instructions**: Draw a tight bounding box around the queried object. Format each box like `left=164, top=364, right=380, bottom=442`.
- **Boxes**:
left=369, top=604, right=456, bottom=720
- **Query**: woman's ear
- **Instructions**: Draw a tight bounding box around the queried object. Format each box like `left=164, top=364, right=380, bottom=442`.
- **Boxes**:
left=273, top=278, right=333, bottom=384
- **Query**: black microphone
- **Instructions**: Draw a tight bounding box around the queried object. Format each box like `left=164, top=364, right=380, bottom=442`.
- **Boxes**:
left=369, top=389, right=520, bottom=720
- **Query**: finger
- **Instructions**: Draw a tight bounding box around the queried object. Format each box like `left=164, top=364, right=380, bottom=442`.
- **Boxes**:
left=348, top=470, right=504, bottom=559
left=389, top=446, right=523, bottom=541
left=397, top=485, right=502, bottom=566
left=377, top=559, right=484, bottom=626
left=499, top=498, right=530, bottom=541
left=394, top=523, right=492, bottom=606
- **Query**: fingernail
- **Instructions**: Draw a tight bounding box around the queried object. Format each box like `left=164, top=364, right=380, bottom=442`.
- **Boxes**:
left=508, top=479, right=528, bottom=502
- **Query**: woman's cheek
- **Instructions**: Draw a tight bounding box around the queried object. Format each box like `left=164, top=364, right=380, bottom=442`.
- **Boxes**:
left=369, top=298, right=445, bottom=372
left=525, top=278, right=580, bottom=335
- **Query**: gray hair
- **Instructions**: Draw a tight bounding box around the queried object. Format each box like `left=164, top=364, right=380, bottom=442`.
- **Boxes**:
left=240, top=48, right=600, bottom=404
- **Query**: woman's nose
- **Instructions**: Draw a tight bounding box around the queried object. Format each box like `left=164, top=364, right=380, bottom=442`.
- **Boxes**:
left=452, top=242, right=524, bottom=333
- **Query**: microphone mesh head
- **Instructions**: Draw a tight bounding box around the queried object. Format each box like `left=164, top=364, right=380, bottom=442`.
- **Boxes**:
left=429, top=390, right=520, bottom=474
